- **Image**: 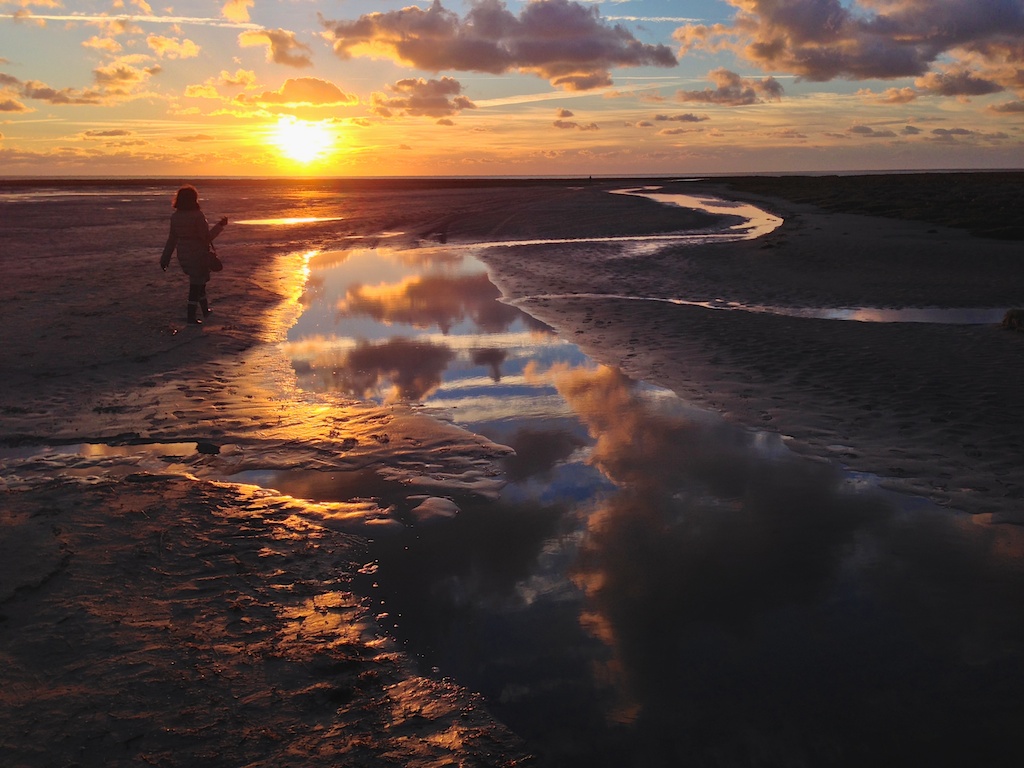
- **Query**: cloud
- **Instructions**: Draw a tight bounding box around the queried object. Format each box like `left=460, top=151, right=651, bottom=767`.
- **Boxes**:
left=82, top=36, right=123, bottom=54
left=20, top=79, right=105, bottom=105
left=219, top=69, right=257, bottom=88
left=321, top=0, right=677, bottom=91
left=860, top=86, right=919, bottom=104
left=146, top=35, right=200, bottom=59
left=371, top=77, right=476, bottom=118
left=238, top=77, right=359, bottom=108
left=238, top=28, right=313, bottom=68
left=556, top=108, right=574, bottom=118
left=769, top=128, right=807, bottom=139
left=222, top=0, right=254, bottom=24
left=184, top=83, right=220, bottom=99
left=653, top=112, right=709, bottom=122
left=82, top=129, right=132, bottom=138
left=673, top=0, right=1024, bottom=93
left=553, top=119, right=599, bottom=130
left=92, top=61, right=161, bottom=94
left=848, top=125, right=897, bottom=138
left=915, top=70, right=1004, bottom=98
left=990, top=100, right=1024, bottom=113
left=0, top=98, right=30, bottom=112
left=675, top=68, right=783, bottom=106
left=927, top=127, right=981, bottom=143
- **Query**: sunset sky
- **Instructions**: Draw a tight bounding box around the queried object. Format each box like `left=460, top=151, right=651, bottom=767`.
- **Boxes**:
left=2, top=0, right=1023, bottom=177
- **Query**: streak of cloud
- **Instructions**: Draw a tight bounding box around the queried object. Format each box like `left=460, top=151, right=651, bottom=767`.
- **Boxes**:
left=0, top=13, right=261, bottom=30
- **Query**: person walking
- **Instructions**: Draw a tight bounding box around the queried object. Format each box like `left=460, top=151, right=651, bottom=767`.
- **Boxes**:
left=160, top=184, right=228, bottom=325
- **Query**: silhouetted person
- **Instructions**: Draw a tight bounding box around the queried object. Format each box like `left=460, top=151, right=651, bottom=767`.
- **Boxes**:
left=160, top=185, right=227, bottom=324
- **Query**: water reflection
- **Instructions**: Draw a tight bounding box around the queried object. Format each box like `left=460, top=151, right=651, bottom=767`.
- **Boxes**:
left=280, top=205, right=1024, bottom=766
left=285, top=246, right=573, bottom=410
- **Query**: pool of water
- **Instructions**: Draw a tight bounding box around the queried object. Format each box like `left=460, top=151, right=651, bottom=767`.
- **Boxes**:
left=264, top=216, right=1024, bottom=766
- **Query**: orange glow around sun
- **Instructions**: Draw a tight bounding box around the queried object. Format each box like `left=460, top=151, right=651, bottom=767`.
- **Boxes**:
left=270, top=117, right=336, bottom=165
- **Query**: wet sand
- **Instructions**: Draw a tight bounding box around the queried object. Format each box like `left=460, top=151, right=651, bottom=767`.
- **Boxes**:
left=467, top=175, right=1024, bottom=520
left=2, top=173, right=1023, bottom=765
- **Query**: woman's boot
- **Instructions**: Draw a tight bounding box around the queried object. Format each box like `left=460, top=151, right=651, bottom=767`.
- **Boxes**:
left=187, top=301, right=202, bottom=324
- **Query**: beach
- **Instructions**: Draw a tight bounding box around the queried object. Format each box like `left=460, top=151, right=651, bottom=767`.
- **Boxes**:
left=2, top=173, right=1024, bottom=766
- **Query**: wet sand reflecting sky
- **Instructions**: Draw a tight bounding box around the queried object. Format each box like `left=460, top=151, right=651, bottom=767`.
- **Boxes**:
left=274, top=229, right=1024, bottom=766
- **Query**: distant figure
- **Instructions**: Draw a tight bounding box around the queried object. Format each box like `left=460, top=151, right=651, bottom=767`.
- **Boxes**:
left=160, top=185, right=228, bottom=324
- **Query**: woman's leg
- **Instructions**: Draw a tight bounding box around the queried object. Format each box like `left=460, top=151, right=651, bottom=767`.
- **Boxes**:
left=187, top=283, right=203, bottom=324
left=198, top=283, right=210, bottom=317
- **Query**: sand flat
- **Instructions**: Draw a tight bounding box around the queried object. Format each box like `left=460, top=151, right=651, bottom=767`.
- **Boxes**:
left=2, top=174, right=1023, bottom=765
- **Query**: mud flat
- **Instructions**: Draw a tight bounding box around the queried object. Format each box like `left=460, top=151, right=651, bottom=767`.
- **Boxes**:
left=2, top=173, right=1023, bottom=766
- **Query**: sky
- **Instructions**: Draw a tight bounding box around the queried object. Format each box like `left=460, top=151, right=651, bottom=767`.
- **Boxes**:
left=1, top=0, right=1023, bottom=177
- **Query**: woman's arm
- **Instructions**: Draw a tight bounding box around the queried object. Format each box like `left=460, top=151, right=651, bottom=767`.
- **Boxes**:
left=160, top=224, right=176, bottom=270
left=208, top=216, right=228, bottom=242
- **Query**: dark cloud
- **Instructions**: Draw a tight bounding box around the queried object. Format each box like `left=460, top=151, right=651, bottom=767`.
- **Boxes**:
left=849, top=125, right=897, bottom=138
left=674, top=0, right=1024, bottom=96
left=321, top=0, right=677, bottom=91
left=653, top=112, right=708, bottom=122
left=501, top=427, right=587, bottom=483
left=675, top=68, right=783, bottom=106
left=237, top=77, right=358, bottom=107
left=471, top=348, right=507, bottom=382
left=238, top=28, right=313, bottom=68
left=92, top=64, right=160, bottom=94
left=0, top=98, right=29, bottom=112
left=915, top=70, right=1004, bottom=97
left=990, top=100, right=1024, bottom=113
left=82, top=129, right=132, bottom=138
left=371, top=76, right=475, bottom=118
left=14, top=76, right=104, bottom=105
left=553, top=119, right=598, bottom=130
left=343, top=338, right=455, bottom=402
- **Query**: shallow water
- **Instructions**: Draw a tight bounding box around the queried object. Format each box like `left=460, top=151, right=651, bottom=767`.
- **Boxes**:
left=262, top=216, right=1024, bottom=766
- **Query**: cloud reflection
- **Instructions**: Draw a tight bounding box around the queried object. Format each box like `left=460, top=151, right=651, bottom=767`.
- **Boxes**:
left=298, top=338, right=456, bottom=403
left=553, top=364, right=1024, bottom=761
left=339, top=272, right=547, bottom=334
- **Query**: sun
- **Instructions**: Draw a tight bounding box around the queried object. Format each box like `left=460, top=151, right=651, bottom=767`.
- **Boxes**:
left=270, top=117, right=336, bottom=165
